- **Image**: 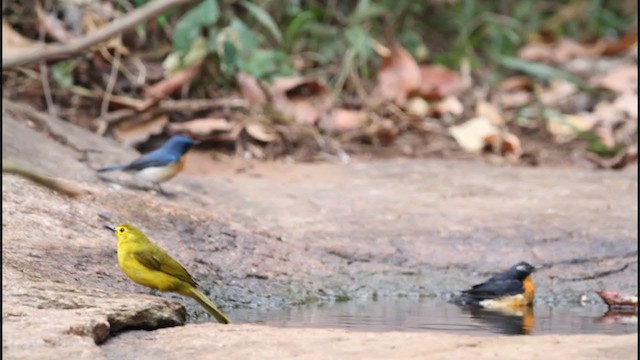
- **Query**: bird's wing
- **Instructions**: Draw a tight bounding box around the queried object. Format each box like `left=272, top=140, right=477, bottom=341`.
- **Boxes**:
left=133, top=248, right=198, bottom=287
left=462, top=278, right=523, bottom=299
left=125, top=150, right=181, bottom=170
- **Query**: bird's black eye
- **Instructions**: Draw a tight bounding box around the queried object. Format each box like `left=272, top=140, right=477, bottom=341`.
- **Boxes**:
left=119, top=228, right=125, bottom=233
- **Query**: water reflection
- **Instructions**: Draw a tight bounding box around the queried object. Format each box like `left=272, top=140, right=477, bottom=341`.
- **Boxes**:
left=596, top=309, right=638, bottom=325
left=460, top=306, right=535, bottom=335
left=227, top=299, right=637, bottom=336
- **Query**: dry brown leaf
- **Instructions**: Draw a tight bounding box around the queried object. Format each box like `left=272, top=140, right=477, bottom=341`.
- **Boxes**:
left=432, top=96, right=464, bottom=117
left=590, top=64, right=638, bottom=94
left=405, top=97, right=430, bottom=117
left=498, top=91, right=533, bottom=110
left=449, top=117, right=500, bottom=153
left=35, top=3, right=77, bottom=42
left=592, top=101, right=627, bottom=148
left=484, top=132, right=522, bottom=160
left=245, top=122, right=278, bottom=142
left=371, top=44, right=421, bottom=105
left=144, top=63, right=202, bottom=105
left=113, top=114, right=169, bottom=147
left=546, top=113, right=597, bottom=143
left=236, top=72, right=268, bottom=108
left=554, top=38, right=604, bottom=61
left=499, top=75, right=533, bottom=92
left=82, top=9, right=129, bottom=55
left=319, top=109, right=368, bottom=133
left=518, top=42, right=554, bottom=62
left=613, top=92, right=638, bottom=119
left=416, top=65, right=467, bottom=100
left=603, top=26, right=638, bottom=55
left=268, top=76, right=333, bottom=124
left=539, top=80, right=578, bottom=106
left=475, top=101, right=504, bottom=125
left=168, top=118, right=234, bottom=139
left=375, top=118, right=399, bottom=145
left=2, top=19, right=39, bottom=55
left=519, top=38, right=604, bottom=62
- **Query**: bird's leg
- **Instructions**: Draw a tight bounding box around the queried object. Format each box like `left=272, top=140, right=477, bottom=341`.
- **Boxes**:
left=154, top=183, right=177, bottom=198
left=153, top=183, right=169, bottom=196
left=148, top=288, right=160, bottom=296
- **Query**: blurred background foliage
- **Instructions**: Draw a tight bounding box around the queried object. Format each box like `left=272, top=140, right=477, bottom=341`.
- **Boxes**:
left=128, top=0, right=636, bottom=85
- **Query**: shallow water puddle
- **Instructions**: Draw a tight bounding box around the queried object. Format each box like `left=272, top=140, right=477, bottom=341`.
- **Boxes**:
left=227, top=299, right=638, bottom=335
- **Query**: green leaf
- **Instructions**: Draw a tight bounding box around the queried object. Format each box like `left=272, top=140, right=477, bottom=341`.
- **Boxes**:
left=240, top=1, right=283, bottom=44
left=52, top=61, right=76, bottom=88
left=221, top=40, right=238, bottom=76
left=242, top=50, right=293, bottom=80
left=284, top=10, right=316, bottom=50
left=345, top=26, right=370, bottom=62
left=229, top=18, right=259, bottom=56
left=350, top=0, right=385, bottom=25
left=172, top=0, right=220, bottom=53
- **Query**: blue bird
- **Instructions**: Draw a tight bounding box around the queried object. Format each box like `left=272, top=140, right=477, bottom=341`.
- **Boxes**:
left=98, top=135, right=198, bottom=194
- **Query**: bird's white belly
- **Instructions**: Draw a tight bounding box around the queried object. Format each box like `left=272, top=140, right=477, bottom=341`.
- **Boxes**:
left=135, top=163, right=181, bottom=183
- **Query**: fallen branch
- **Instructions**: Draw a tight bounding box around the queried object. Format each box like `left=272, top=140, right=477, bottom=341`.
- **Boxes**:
left=3, top=160, right=84, bottom=197
left=2, top=0, right=195, bottom=69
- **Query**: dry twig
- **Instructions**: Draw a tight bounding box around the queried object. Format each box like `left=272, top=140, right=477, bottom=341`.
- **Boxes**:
left=2, top=0, right=196, bottom=69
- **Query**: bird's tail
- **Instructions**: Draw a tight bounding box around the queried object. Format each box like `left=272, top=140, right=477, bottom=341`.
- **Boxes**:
left=184, top=287, right=232, bottom=324
left=97, top=164, right=129, bottom=172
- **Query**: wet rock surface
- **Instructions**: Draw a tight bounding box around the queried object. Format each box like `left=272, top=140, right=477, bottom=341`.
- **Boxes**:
left=2, top=112, right=637, bottom=358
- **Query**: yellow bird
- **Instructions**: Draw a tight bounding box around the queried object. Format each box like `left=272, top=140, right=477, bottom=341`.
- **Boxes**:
left=105, top=223, right=231, bottom=324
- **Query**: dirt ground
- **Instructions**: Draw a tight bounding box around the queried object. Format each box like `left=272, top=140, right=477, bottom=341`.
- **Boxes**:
left=2, top=110, right=637, bottom=359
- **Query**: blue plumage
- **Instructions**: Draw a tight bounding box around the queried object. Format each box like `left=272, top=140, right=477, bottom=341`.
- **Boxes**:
left=97, top=135, right=198, bottom=194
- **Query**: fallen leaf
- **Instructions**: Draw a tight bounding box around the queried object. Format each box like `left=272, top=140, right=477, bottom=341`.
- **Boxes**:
left=35, top=3, right=77, bottom=42
left=484, top=132, right=522, bottom=160
left=449, top=117, right=500, bottom=153
left=113, top=114, right=169, bottom=147
left=613, top=92, right=638, bottom=119
left=519, top=38, right=604, bottom=63
left=245, top=122, right=278, bottom=142
left=319, top=109, right=368, bottom=133
left=416, top=64, right=467, bottom=100
left=82, top=8, right=129, bottom=55
left=433, top=96, right=464, bottom=116
left=236, top=72, right=268, bottom=108
left=405, top=97, right=430, bottom=117
left=518, top=41, right=554, bottom=62
left=590, top=64, right=638, bottom=94
left=144, top=63, right=202, bottom=106
left=2, top=19, right=39, bottom=55
left=539, top=80, right=578, bottom=106
left=499, top=75, right=533, bottom=92
left=498, top=90, right=533, bottom=110
left=268, top=76, right=333, bottom=124
left=603, top=26, right=638, bottom=55
left=168, top=118, right=234, bottom=139
left=546, top=113, right=597, bottom=143
left=475, top=101, right=504, bottom=125
left=375, top=118, right=399, bottom=145
left=586, top=144, right=637, bottom=170
left=371, top=44, right=421, bottom=106
left=596, top=290, right=638, bottom=308
left=592, top=101, right=626, bottom=148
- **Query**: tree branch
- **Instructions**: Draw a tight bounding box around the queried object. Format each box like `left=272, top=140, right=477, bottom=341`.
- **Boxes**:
left=2, top=0, right=195, bottom=69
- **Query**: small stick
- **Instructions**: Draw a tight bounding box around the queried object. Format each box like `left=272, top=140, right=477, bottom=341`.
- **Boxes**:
left=2, top=0, right=196, bottom=69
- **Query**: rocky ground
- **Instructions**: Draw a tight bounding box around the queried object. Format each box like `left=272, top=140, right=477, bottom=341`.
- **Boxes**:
left=2, top=110, right=637, bottom=359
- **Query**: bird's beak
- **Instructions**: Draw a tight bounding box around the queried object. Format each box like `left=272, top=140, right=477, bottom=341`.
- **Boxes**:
left=104, top=224, right=116, bottom=232
left=532, top=264, right=543, bottom=272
